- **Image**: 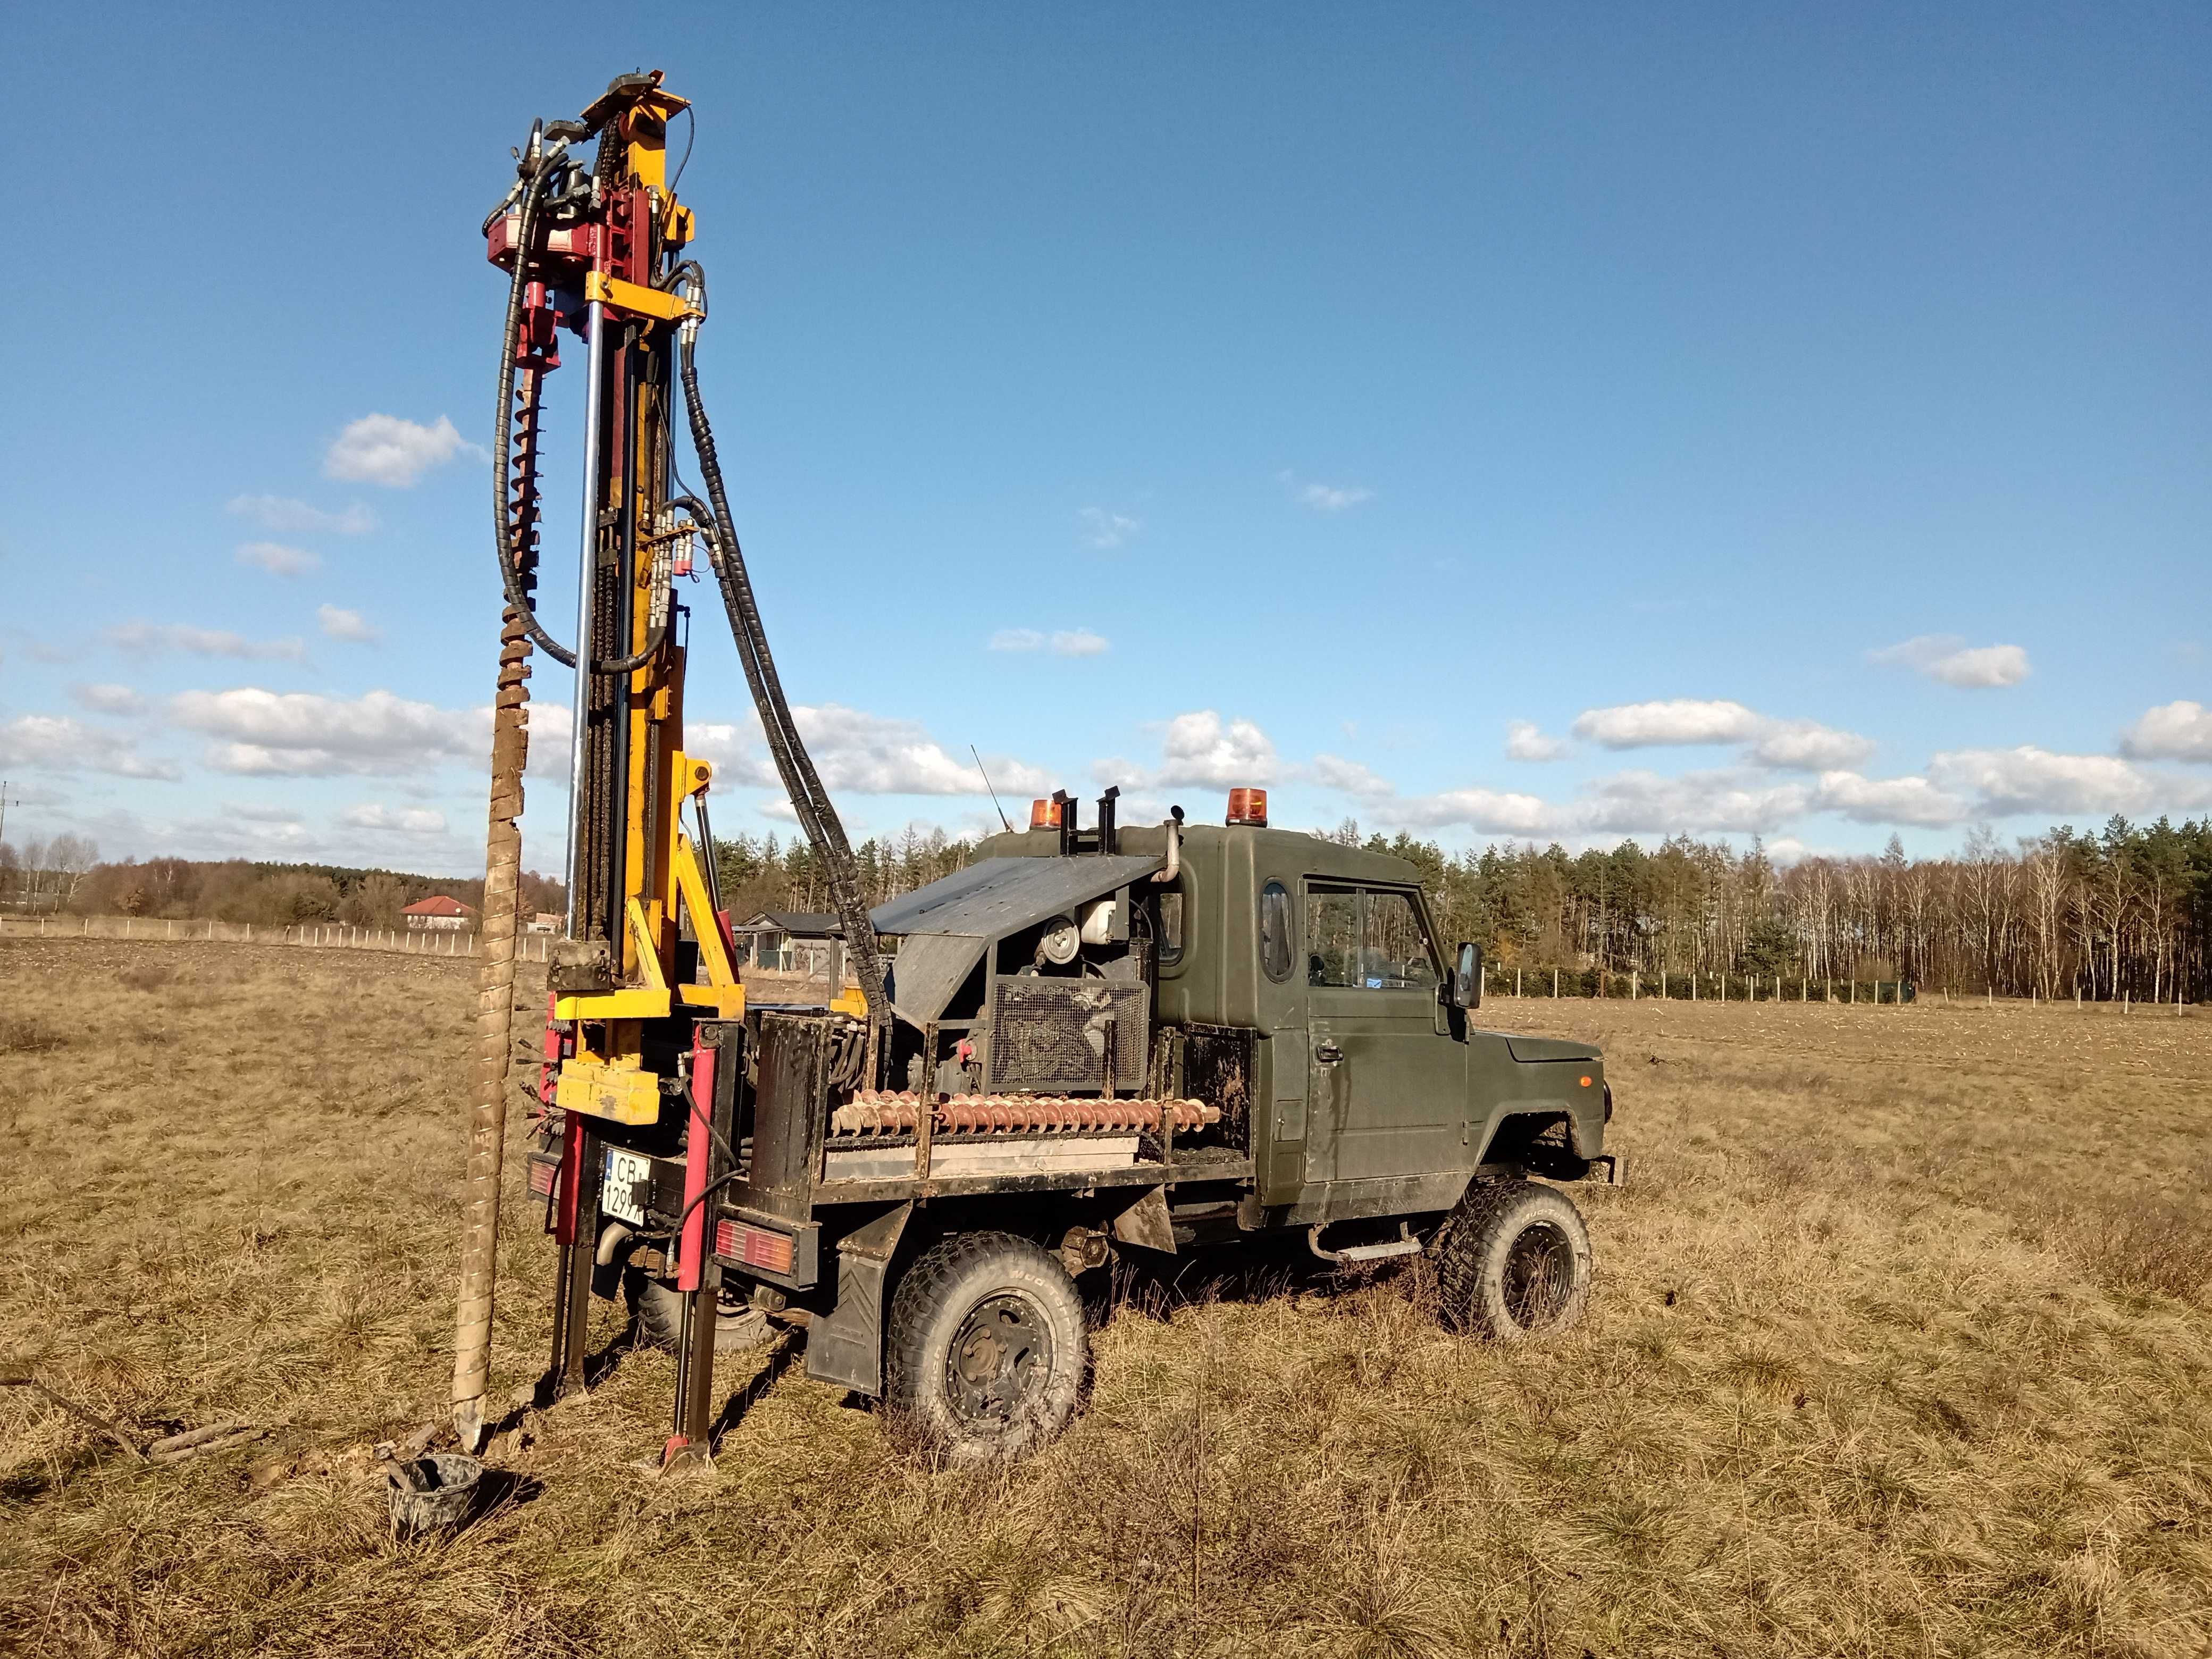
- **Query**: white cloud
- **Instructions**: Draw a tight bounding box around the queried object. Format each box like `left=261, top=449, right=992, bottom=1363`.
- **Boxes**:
left=1573, top=699, right=1764, bottom=748
left=318, top=604, right=382, bottom=643
left=2121, top=700, right=2212, bottom=763
left=1392, top=787, right=1555, bottom=836
left=1302, top=483, right=1372, bottom=512
left=226, top=495, right=376, bottom=535
left=341, top=802, right=449, bottom=835
left=0, top=714, right=180, bottom=780
left=71, top=683, right=145, bottom=716
left=1505, top=720, right=1570, bottom=763
left=1746, top=720, right=1877, bottom=770
left=1278, top=469, right=1373, bottom=512
left=706, top=705, right=1051, bottom=799
left=323, top=414, right=481, bottom=487
left=989, top=627, right=1110, bottom=657
left=1571, top=698, right=1871, bottom=772
left=1078, top=507, right=1141, bottom=550
left=1310, top=754, right=1395, bottom=800
left=236, top=541, right=321, bottom=577
left=171, top=688, right=477, bottom=777
left=1102, top=710, right=1278, bottom=793
left=1870, top=634, right=2031, bottom=689
left=1924, top=746, right=2165, bottom=818
left=1390, top=766, right=1815, bottom=840
left=1577, top=769, right=1809, bottom=836
left=106, top=622, right=307, bottom=662
left=683, top=720, right=744, bottom=769
left=1812, top=770, right=1971, bottom=827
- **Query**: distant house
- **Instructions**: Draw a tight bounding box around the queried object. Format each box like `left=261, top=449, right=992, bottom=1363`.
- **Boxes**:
left=525, top=911, right=561, bottom=935
left=732, top=910, right=840, bottom=974
left=403, top=895, right=477, bottom=933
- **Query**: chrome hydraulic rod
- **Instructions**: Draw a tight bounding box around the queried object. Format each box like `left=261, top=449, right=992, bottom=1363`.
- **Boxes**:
left=563, top=297, right=607, bottom=939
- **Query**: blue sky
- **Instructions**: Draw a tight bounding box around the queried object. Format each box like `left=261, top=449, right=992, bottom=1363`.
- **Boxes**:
left=4, top=4, right=2208, bottom=877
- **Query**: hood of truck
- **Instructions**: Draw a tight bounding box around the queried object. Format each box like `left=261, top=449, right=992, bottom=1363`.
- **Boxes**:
left=1504, top=1035, right=1601, bottom=1065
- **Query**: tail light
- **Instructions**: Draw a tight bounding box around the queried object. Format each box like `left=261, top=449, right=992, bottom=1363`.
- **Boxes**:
left=715, top=1217, right=795, bottom=1275
left=1029, top=798, right=1063, bottom=829
left=526, top=1152, right=562, bottom=1197
left=1227, top=787, right=1268, bottom=827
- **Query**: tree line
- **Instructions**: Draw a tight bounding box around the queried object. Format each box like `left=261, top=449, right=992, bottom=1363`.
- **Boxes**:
left=1367, top=816, right=2212, bottom=1002
left=0, top=842, right=565, bottom=932
left=19, top=814, right=2212, bottom=1001
left=714, top=816, right=2212, bottom=1002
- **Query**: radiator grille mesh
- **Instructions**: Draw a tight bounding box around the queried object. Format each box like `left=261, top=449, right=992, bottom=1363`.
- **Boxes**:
left=991, top=979, right=1150, bottom=1093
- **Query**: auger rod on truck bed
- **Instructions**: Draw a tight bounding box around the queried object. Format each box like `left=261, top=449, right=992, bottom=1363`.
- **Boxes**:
left=460, top=72, right=1621, bottom=1468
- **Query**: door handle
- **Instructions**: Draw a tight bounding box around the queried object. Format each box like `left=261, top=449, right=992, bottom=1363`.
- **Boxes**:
left=1314, top=1042, right=1343, bottom=1063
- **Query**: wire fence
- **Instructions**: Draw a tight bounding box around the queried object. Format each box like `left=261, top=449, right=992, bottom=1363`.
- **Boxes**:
left=0, top=915, right=2189, bottom=1010
left=1483, top=962, right=2189, bottom=1010
left=0, top=913, right=556, bottom=961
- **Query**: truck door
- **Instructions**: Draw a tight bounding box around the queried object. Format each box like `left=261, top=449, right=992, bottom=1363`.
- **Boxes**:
left=1303, top=883, right=1464, bottom=1183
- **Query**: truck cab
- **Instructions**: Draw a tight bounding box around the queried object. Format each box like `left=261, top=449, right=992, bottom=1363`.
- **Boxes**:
left=1131, top=814, right=1615, bottom=1220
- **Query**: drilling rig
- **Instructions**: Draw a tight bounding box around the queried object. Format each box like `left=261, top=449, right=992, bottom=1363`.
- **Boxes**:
left=451, top=70, right=887, bottom=1461
left=453, top=71, right=1615, bottom=1470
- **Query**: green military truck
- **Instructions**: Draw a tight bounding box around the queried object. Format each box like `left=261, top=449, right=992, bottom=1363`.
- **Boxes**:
left=581, top=787, right=1619, bottom=1462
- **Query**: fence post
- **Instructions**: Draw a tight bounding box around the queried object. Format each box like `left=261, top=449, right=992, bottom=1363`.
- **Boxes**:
left=1553, top=968, right=1559, bottom=998
left=1631, top=969, right=1638, bottom=1000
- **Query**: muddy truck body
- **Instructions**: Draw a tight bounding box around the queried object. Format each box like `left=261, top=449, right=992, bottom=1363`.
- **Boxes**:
left=550, top=794, right=1619, bottom=1461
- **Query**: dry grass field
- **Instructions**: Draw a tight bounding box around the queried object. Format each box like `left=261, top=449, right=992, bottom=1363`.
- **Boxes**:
left=2, top=937, right=2208, bottom=1658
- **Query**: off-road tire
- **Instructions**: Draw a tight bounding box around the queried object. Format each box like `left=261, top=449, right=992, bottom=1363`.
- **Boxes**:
left=1432, top=1179, right=1592, bottom=1339
left=885, top=1230, right=1087, bottom=1463
left=625, top=1269, right=772, bottom=1354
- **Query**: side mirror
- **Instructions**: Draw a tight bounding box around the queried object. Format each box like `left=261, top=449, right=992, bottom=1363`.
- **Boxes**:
left=1450, top=941, right=1482, bottom=1010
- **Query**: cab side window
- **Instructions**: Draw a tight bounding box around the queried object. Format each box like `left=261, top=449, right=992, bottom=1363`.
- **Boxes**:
left=1306, top=885, right=1361, bottom=986
left=1258, top=881, right=1293, bottom=981
left=1364, top=889, right=1438, bottom=991
left=1306, top=884, right=1437, bottom=991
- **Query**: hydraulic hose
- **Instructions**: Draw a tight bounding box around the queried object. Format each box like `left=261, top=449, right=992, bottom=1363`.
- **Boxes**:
left=668, top=274, right=891, bottom=1061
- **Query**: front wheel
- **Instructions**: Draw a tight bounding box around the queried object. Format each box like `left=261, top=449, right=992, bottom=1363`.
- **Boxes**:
left=1432, top=1179, right=1592, bottom=1339
left=885, top=1231, right=1087, bottom=1463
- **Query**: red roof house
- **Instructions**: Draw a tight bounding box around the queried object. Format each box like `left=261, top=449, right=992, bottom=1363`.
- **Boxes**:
left=402, top=894, right=477, bottom=932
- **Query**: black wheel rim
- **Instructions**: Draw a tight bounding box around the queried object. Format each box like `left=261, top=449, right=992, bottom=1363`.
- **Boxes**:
left=944, top=1292, right=1053, bottom=1428
left=1501, top=1220, right=1576, bottom=1330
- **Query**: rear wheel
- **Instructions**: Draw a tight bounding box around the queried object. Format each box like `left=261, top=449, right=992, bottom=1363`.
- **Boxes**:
left=1432, top=1179, right=1591, bottom=1339
left=625, top=1268, right=772, bottom=1354
left=885, top=1231, right=1087, bottom=1463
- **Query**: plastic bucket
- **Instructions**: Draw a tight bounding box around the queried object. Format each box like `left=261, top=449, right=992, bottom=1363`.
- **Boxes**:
left=386, top=1452, right=484, bottom=1537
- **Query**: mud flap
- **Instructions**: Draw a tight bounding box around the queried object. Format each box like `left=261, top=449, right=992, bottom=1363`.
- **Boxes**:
left=804, top=1202, right=912, bottom=1396
left=1109, top=1185, right=1175, bottom=1253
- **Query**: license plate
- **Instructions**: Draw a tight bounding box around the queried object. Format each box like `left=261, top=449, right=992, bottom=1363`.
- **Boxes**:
left=602, top=1148, right=652, bottom=1225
